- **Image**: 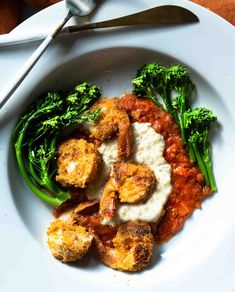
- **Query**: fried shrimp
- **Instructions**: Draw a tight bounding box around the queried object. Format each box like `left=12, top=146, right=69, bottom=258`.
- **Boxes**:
left=56, top=138, right=101, bottom=188
left=100, top=162, right=156, bottom=221
left=47, top=219, right=93, bottom=263
left=89, top=98, right=132, bottom=160
left=94, top=220, right=154, bottom=272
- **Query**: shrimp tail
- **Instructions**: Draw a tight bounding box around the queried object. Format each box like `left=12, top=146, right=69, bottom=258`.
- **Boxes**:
left=117, top=123, right=132, bottom=160
left=100, top=188, right=118, bottom=220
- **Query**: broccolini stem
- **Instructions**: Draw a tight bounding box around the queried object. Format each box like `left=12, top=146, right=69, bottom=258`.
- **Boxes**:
left=188, top=143, right=196, bottom=162
left=162, top=87, right=179, bottom=124
left=191, top=143, right=210, bottom=186
left=147, top=87, right=164, bottom=110
left=28, top=155, right=44, bottom=186
left=50, top=134, right=58, bottom=151
left=49, top=134, right=59, bottom=175
left=203, top=143, right=217, bottom=192
left=179, top=119, right=186, bottom=145
left=42, top=168, right=68, bottom=200
left=178, top=93, right=187, bottom=145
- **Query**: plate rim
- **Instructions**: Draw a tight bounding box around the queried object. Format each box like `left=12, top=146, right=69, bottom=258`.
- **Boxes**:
left=1, top=1, right=235, bottom=291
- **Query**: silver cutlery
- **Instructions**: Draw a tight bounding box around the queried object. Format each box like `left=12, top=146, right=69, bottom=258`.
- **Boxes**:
left=0, top=5, right=198, bottom=110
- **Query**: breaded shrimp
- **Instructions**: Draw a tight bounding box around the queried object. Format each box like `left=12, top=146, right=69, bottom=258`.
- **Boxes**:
left=73, top=200, right=99, bottom=216
left=53, top=200, right=100, bottom=225
left=100, top=162, right=156, bottom=221
left=47, top=219, right=93, bottom=263
left=89, top=98, right=132, bottom=160
left=94, top=220, right=153, bottom=272
left=56, top=138, right=101, bottom=188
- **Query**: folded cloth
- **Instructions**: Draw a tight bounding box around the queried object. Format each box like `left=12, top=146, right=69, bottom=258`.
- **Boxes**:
left=191, top=0, right=235, bottom=25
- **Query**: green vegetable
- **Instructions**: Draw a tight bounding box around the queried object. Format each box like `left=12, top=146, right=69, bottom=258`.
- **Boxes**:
left=133, top=63, right=217, bottom=191
left=12, top=82, right=101, bottom=206
left=184, top=107, right=217, bottom=191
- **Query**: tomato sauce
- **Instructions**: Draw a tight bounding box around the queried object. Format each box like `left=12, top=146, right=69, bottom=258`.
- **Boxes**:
left=120, top=94, right=212, bottom=244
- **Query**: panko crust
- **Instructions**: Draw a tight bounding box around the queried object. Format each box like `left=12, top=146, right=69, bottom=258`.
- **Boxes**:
left=47, top=219, right=93, bottom=263
left=113, top=162, right=156, bottom=204
left=94, top=220, right=154, bottom=272
left=56, top=138, right=101, bottom=189
left=99, top=162, right=156, bottom=221
left=89, top=98, right=132, bottom=160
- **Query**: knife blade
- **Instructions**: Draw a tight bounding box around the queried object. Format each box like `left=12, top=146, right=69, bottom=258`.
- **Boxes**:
left=0, top=5, right=198, bottom=46
left=68, top=5, right=199, bottom=33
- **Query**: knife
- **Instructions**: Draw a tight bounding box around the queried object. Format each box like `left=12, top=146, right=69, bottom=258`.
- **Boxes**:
left=0, top=6, right=198, bottom=46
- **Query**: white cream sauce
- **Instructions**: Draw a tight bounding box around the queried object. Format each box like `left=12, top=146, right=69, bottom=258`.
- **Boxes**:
left=86, top=122, right=172, bottom=226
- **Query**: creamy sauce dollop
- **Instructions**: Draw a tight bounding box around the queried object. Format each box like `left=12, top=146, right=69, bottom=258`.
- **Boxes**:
left=86, top=122, right=172, bottom=226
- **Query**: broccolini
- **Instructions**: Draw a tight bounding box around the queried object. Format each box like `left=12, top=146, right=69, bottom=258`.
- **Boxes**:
left=12, top=82, right=101, bottom=206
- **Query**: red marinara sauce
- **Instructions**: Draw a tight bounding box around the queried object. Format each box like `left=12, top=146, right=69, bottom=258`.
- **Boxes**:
left=120, top=93, right=212, bottom=244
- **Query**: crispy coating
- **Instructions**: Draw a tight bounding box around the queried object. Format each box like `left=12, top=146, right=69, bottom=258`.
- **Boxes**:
left=100, top=162, right=156, bottom=220
left=47, top=219, right=93, bottom=263
left=89, top=98, right=132, bottom=160
left=94, top=220, right=153, bottom=272
left=56, top=138, right=101, bottom=188
left=113, top=162, right=156, bottom=203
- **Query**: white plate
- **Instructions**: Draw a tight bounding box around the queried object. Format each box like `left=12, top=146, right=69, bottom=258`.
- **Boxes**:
left=0, top=1, right=235, bottom=291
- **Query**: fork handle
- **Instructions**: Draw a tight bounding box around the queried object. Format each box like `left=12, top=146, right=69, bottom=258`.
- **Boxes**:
left=0, top=13, right=71, bottom=110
